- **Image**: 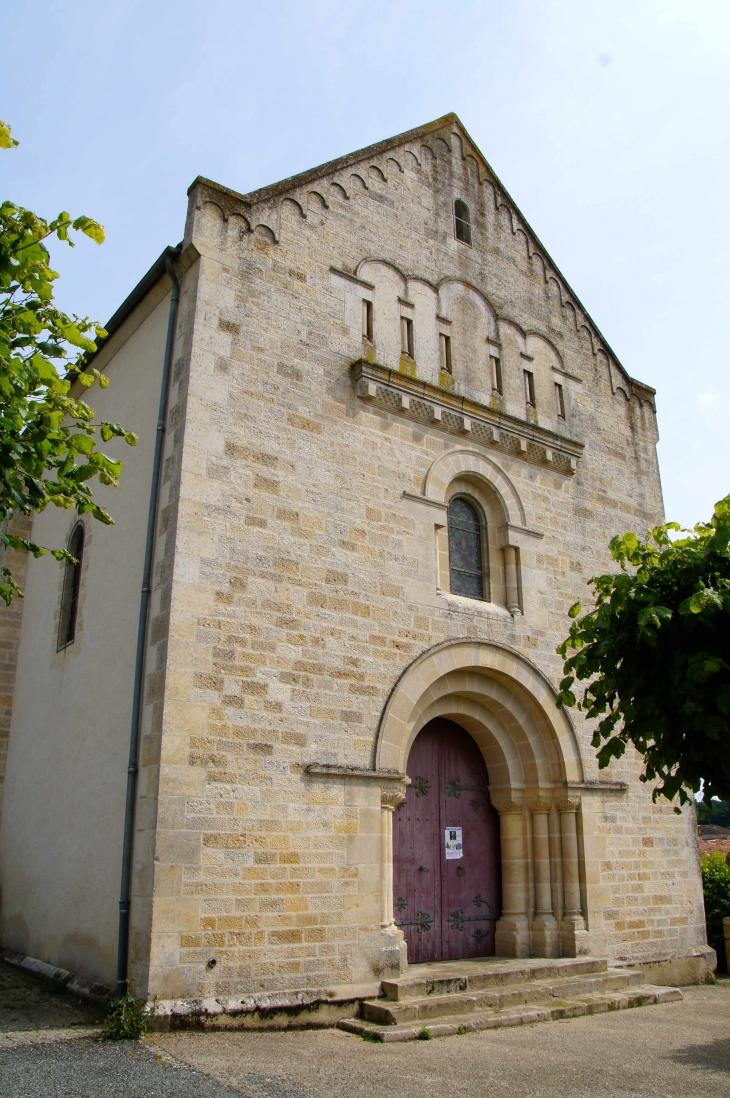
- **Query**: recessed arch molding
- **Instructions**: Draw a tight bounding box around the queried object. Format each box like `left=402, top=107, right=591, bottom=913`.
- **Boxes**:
left=375, top=638, right=589, bottom=959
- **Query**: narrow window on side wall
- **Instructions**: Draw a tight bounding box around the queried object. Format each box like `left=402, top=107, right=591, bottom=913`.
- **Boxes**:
left=490, top=354, right=503, bottom=394
left=555, top=382, right=565, bottom=419
left=401, top=316, right=414, bottom=358
left=448, top=496, right=487, bottom=600
left=362, top=299, right=373, bottom=342
left=58, top=522, right=84, bottom=650
left=454, top=200, right=472, bottom=246
left=439, top=333, right=452, bottom=373
left=524, top=370, right=536, bottom=407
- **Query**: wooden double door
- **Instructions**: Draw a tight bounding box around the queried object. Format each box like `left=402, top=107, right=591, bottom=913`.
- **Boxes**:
left=393, top=719, right=501, bottom=963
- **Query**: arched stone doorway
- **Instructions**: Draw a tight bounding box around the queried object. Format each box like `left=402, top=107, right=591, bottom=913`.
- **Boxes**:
left=393, top=718, right=501, bottom=963
left=377, top=639, right=590, bottom=961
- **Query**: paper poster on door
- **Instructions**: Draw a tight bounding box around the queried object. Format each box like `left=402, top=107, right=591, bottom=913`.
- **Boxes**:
left=445, top=827, right=463, bottom=859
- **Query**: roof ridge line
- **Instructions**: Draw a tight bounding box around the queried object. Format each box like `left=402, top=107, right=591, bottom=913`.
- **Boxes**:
left=186, top=113, right=461, bottom=206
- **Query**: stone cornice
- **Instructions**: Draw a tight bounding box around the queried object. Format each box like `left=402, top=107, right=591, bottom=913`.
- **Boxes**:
left=306, top=764, right=408, bottom=783
left=352, top=359, right=584, bottom=476
left=566, top=780, right=628, bottom=793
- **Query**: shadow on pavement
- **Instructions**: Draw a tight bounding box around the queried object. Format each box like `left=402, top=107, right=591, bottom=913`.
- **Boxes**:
left=665, top=1036, right=730, bottom=1074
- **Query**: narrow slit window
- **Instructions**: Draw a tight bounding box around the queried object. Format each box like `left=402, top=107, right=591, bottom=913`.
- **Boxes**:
left=448, top=496, right=487, bottom=600
left=58, top=522, right=84, bottom=650
left=555, top=381, right=565, bottom=419
left=439, top=333, right=452, bottom=373
left=401, top=316, right=414, bottom=358
left=524, top=369, right=536, bottom=406
left=490, top=354, right=503, bottom=394
left=454, top=200, right=472, bottom=246
left=362, top=299, right=373, bottom=341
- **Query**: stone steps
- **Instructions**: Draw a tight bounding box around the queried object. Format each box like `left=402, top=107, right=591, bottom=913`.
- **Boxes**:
left=380, top=956, right=606, bottom=1000
left=337, top=957, right=682, bottom=1042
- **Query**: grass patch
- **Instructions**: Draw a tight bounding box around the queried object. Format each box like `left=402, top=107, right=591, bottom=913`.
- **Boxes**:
left=361, top=1031, right=382, bottom=1043
left=418, top=1025, right=432, bottom=1040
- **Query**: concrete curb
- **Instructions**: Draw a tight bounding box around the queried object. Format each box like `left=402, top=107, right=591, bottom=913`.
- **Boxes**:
left=0, top=948, right=112, bottom=1005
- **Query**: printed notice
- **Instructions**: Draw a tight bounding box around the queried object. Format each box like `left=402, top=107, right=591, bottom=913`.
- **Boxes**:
left=445, top=827, right=463, bottom=860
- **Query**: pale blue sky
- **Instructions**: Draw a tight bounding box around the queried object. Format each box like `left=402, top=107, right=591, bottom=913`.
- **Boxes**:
left=3, top=0, right=728, bottom=528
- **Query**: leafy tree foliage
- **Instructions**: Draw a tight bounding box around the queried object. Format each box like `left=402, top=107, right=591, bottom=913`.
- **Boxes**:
left=704, top=800, right=730, bottom=829
left=557, top=496, right=730, bottom=806
left=0, top=120, right=135, bottom=604
left=700, top=851, right=730, bottom=974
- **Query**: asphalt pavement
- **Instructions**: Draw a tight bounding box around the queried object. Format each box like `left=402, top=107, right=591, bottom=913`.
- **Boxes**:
left=1, top=959, right=729, bottom=1098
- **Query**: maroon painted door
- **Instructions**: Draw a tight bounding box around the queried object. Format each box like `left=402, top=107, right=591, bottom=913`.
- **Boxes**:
left=393, top=719, right=501, bottom=963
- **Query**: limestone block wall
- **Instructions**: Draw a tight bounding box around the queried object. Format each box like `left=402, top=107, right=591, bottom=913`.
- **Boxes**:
left=133, top=117, right=706, bottom=1000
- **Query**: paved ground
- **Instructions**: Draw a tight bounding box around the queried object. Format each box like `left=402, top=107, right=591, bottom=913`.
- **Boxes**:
left=151, top=983, right=730, bottom=1098
left=1, top=960, right=729, bottom=1097
left=0, top=961, right=242, bottom=1097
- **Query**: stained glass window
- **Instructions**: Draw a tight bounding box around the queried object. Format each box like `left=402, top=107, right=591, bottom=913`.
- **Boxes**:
left=448, top=497, right=486, bottom=599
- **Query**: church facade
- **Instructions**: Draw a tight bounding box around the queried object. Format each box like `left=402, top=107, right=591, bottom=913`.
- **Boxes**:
left=0, top=115, right=712, bottom=1016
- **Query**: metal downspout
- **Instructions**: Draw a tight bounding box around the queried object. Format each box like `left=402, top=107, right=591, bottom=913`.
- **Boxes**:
left=115, top=248, right=180, bottom=998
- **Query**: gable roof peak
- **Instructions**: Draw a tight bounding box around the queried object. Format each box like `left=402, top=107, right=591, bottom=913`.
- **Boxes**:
left=187, top=116, right=648, bottom=401
left=187, top=113, right=475, bottom=207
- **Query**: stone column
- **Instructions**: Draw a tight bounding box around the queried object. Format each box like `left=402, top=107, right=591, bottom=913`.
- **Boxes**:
left=528, top=797, right=558, bottom=957
left=492, top=797, right=530, bottom=957
left=379, top=784, right=408, bottom=973
left=556, top=796, right=589, bottom=957
left=503, top=546, right=521, bottom=614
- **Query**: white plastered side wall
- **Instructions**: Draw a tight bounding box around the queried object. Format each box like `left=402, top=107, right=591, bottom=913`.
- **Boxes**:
left=0, top=285, right=171, bottom=988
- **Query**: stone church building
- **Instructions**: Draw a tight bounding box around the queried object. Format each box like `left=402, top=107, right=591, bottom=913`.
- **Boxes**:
left=0, top=115, right=712, bottom=1023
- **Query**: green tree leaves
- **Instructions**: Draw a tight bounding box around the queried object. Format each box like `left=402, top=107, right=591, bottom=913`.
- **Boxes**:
left=0, top=121, right=135, bottom=604
left=557, top=496, right=730, bottom=806
left=700, top=852, right=730, bottom=973
left=0, top=121, right=18, bottom=150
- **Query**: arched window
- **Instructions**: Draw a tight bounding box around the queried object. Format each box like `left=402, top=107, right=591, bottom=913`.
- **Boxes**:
left=448, top=497, right=487, bottom=599
left=58, top=522, right=84, bottom=650
left=454, top=200, right=472, bottom=246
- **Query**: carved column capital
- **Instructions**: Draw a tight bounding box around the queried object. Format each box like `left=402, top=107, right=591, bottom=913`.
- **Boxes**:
left=491, top=797, right=525, bottom=815
left=527, top=797, right=553, bottom=814
left=381, top=784, right=407, bottom=810
left=555, top=796, right=581, bottom=814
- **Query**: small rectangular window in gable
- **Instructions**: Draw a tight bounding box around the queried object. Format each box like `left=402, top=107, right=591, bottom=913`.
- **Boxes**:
left=555, top=381, right=566, bottom=419
left=362, top=299, right=373, bottom=341
left=490, top=354, right=503, bottom=394
left=401, top=316, right=414, bottom=358
left=524, top=370, right=536, bottom=406
left=454, top=200, right=472, bottom=246
left=439, top=333, right=452, bottom=373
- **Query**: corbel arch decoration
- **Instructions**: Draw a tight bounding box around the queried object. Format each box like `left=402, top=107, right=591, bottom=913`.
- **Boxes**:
left=437, top=279, right=498, bottom=341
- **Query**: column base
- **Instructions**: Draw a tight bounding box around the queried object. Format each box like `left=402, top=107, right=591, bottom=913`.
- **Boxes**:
left=377, top=925, right=407, bottom=974
left=495, top=916, right=531, bottom=958
left=559, top=915, right=591, bottom=957
left=530, top=914, right=559, bottom=958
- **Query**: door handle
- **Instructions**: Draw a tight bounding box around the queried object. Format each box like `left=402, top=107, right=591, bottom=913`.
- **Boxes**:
left=419, top=866, right=430, bottom=873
